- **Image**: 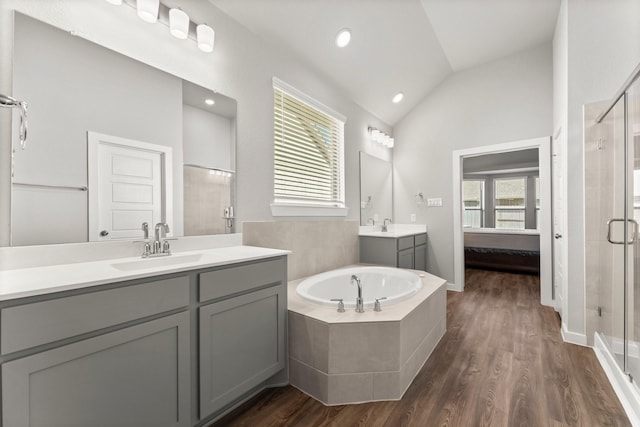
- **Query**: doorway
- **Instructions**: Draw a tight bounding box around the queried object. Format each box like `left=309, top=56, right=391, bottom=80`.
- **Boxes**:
left=452, top=137, right=554, bottom=307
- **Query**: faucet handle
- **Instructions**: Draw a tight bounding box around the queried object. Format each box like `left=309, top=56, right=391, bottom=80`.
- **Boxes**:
left=330, top=298, right=345, bottom=313
left=142, top=222, right=149, bottom=240
left=374, top=297, right=387, bottom=312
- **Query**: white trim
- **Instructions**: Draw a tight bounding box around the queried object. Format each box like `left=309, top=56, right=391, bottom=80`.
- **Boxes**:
left=446, top=283, right=462, bottom=292
left=270, top=203, right=349, bottom=217
left=560, top=321, right=588, bottom=346
left=87, top=131, right=173, bottom=241
left=594, top=333, right=640, bottom=427
left=272, top=77, right=347, bottom=123
left=452, top=137, right=554, bottom=307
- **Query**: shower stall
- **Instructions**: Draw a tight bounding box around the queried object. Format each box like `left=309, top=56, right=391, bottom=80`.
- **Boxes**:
left=586, top=64, right=640, bottom=416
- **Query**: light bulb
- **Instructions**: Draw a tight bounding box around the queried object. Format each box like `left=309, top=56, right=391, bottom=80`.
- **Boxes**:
left=169, top=9, right=190, bottom=39
left=335, top=29, right=351, bottom=48
left=392, top=92, right=404, bottom=103
left=137, top=0, right=159, bottom=23
left=197, top=24, right=215, bottom=52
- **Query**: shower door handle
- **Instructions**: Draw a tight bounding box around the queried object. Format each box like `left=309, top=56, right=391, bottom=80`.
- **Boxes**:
left=606, top=218, right=638, bottom=244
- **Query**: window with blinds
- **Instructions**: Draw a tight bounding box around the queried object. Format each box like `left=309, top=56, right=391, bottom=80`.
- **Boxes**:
left=273, top=79, right=345, bottom=208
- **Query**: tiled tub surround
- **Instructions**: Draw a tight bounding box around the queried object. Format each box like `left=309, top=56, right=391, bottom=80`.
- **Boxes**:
left=288, top=267, right=447, bottom=405
left=242, top=220, right=359, bottom=280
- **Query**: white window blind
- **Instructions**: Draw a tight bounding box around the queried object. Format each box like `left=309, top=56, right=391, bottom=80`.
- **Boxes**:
left=273, top=78, right=345, bottom=208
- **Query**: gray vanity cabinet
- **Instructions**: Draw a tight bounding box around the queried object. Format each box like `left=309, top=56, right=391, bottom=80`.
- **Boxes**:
left=360, top=233, right=427, bottom=270
left=197, top=257, right=287, bottom=420
left=0, top=254, right=288, bottom=427
left=2, top=311, right=191, bottom=427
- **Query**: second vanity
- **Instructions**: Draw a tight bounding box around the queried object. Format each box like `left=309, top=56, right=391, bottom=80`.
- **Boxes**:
left=359, top=225, right=427, bottom=271
left=0, top=245, right=288, bottom=427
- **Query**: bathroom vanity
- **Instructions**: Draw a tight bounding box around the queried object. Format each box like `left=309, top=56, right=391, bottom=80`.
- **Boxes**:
left=359, top=226, right=427, bottom=270
left=0, top=247, right=288, bottom=427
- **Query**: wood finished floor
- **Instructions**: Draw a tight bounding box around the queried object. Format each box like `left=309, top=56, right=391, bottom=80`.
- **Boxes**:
left=212, top=269, right=631, bottom=427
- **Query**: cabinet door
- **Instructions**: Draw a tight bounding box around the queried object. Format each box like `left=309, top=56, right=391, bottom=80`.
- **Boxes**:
left=398, top=248, right=414, bottom=269
left=199, top=285, right=286, bottom=418
left=2, top=312, right=190, bottom=427
left=414, top=244, right=427, bottom=271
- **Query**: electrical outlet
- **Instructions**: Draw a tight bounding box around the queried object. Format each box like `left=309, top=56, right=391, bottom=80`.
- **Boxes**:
left=361, top=201, right=366, bottom=209
left=373, top=213, right=379, bottom=222
left=427, top=198, right=443, bottom=207
left=410, top=213, right=416, bottom=222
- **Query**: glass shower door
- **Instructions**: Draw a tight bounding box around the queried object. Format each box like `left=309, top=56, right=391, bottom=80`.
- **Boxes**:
left=627, top=78, right=640, bottom=386
left=598, top=96, right=627, bottom=371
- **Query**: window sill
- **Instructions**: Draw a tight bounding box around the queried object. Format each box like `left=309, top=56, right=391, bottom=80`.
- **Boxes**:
left=270, top=203, right=349, bottom=217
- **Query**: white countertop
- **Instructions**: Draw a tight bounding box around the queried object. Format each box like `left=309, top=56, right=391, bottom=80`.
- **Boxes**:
left=358, top=224, right=427, bottom=238
left=0, top=246, right=289, bottom=301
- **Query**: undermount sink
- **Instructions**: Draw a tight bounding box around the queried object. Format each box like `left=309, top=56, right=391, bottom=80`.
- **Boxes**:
left=111, top=253, right=204, bottom=272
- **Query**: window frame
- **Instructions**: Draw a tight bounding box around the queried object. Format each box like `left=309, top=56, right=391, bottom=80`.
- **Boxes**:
left=462, top=179, right=485, bottom=228
left=270, top=78, right=348, bottom=217
left=493, top=176, right=527, bottom=230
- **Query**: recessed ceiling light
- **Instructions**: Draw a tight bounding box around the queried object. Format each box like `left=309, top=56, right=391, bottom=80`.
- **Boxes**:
left=205, top=98, right=215, bottom=106
left=392, top=92, right=404, bottom=103
left=335, top=29, right=351, bottom=48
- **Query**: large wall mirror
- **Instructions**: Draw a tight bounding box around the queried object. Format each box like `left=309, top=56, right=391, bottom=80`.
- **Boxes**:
left=359, top=151, right=392, bottom=226
left=9, top=13, right=236, bottom=246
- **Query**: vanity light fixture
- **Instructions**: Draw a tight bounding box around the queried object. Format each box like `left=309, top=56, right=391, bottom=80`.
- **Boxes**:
left=335, top=28, right=351, bottom=48
left=368, top=127, right=394, bottom=148
left=137, top=0, right=159, bottom=23
left=169, top=8, right=190, bottom=39
left=205, top=98, right=215, bottom=106
left=197, top=24, right=215, bottom=52
left=392, top=92, right=404, bottom=103
left=112, top=1, right=215, bottom=53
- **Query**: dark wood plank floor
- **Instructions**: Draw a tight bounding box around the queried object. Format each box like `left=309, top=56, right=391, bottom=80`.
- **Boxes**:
left=211, top=269, right=630, bottom=426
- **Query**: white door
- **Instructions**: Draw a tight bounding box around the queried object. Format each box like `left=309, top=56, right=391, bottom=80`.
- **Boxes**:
left=552, top=128, right=567, bottom=316
left=88, top=132, right=173, bottom=241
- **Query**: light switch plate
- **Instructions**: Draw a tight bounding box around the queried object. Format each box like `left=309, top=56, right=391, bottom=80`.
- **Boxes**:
left=410, top=213, right=416, bottom=222
left=427, top=198, right=443, bottom=207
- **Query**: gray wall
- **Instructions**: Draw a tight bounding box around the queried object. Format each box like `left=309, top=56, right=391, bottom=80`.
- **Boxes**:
left=393, top=44, right=553, bottom=283
left=183, top=104, right=232, bottom=171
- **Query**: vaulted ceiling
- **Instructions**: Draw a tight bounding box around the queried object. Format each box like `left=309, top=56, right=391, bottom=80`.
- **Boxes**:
left=210, top=0, right=561, bottom=125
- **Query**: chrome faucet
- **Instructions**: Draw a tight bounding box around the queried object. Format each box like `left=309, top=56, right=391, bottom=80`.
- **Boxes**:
left=154, top=222, right=170, bottom=253
left=351, top=274, right=364, bottom=313
left=381, top=218, right=392, bottom=232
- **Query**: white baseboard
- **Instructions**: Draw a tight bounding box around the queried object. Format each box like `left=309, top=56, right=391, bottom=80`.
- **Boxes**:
left=446, top=282, right=463, bottom=292
left=594, top=333, right=640, bottom=427
left=560, top=322, right=588, bottom=346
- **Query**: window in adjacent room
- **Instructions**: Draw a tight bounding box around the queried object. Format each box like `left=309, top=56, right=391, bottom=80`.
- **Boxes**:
left=494, top=177, right=526, bottom=229
left=272, top=78, right=346, bottom=215
left=462, top=180, right=484, bottom=228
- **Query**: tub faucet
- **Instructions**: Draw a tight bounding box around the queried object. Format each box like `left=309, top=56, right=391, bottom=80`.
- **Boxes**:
left=351, top=274, right=364, bottom=313
left=381, top=218, right=392, bottom=232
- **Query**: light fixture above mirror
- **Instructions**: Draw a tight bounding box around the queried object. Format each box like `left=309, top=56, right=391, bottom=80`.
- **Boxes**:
left=368, top=127, right=394, bottom=148
left=106, top=0, right=215, bottom=53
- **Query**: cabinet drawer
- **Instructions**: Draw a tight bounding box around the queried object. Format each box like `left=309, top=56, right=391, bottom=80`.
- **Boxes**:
left=2, top=275, right=190, bottom=355
left=398, top=236, right=414, bottom=250
left=199, top=257, right=286, bottom=302
left=415, top=233, right=427, bottom=246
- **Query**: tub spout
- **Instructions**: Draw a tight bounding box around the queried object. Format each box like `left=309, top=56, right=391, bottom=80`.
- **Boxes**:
left=351, top=274, right=364, bottom=313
